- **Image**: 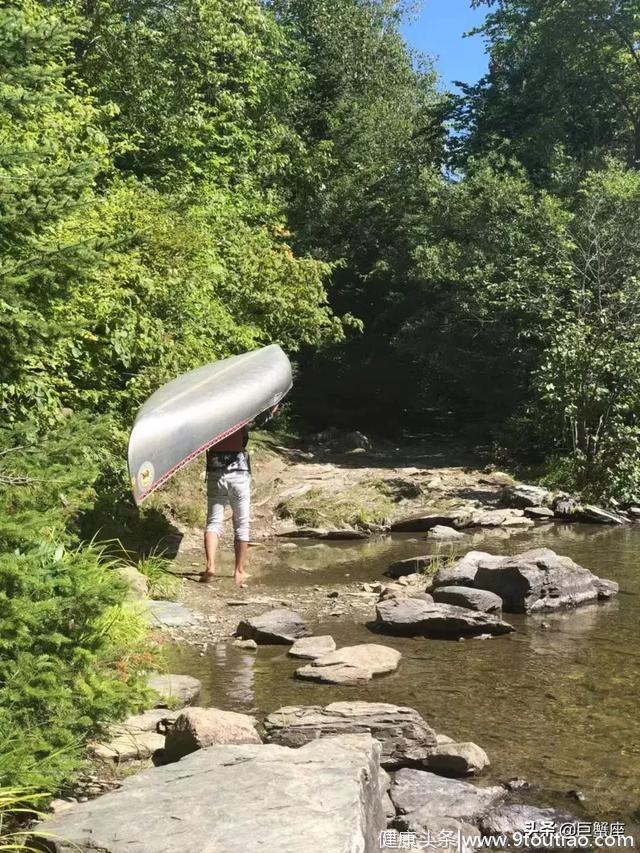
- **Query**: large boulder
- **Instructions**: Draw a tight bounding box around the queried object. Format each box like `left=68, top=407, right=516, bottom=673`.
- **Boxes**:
left=164, top=707, right=261, bottom=761
left=235, top=608, right=311, bottom=644
left=474, top=548, right=604, bottom=613
left=430, top=552, right=500, bottom=590
left=148, top=673, right=201, bottom=708
left=427, top=525, right=466, bottom=540
left=295, top=644, right=401, bottom=686
left=390, top=769, right=505, bottom=820
left=499, top=484, right=552, bottom=509
left=424, top=741, right=490, bottom=777
left=480, top=805, right=580, bottom=839
left=263, top=701, right=437, bottom=769
left=116, top=565, right=148, bottom=600
left=35, top=735, right=385, bottom=853
left=432, top=586, right=503, bottom=614
left=288, top=635, right=336, bottom=659
left=373, top=597, right=514, bottom=638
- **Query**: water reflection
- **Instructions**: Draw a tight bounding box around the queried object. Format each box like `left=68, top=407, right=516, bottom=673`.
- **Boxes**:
left=166, top=523, right=640, bottom=835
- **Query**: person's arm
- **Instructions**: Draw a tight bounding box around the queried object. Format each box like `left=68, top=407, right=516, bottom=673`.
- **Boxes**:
left=250, top=404, right=279, bottom=430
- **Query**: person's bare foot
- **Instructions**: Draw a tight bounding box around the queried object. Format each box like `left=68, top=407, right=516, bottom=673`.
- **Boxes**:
left=234, top=570, right=246, bottom=586
left=199, top=571, right=215, bottom=583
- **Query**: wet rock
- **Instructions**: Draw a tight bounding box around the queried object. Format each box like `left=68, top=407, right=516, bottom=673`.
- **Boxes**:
left=288, top=635, right=336, bottom=659
left=499, top=484, right=551, bottom=509
left=323, top=529, right=369, bottom=541
left=427, top=525, right=466, bottom=540
left=524, top=506, right=556, bottom=520
left=295, top=644, right=401, bottom=685
left=235, top=608, right=311, bottom=644
left=373, top=597, right=514, bottom=638
left=432, top=586, right=503, bottom=614
left=343, top=430, right=371, bottom=450
left=390, top=769, right=505, bottom=820
left=148, top=673, right=201, bottom=708
left=264, top=701, right=437, bottom=769
left=164, top=707, right=261, bottom=761
left=386, top=554, right=441, bottom=579
left=430, top=552, right=500, bottom=590
left=36, top=735, right=385, bottom=853
left=116, top=565, right=148, bottom=600
left=395, top=818, right=479, bottom=852
left=474, top=548, right=605, bottom=613
left=596, top=578, right=619, bottom=600
left=424, top=742, right=490, bottom=777
left=480, top=804, right=580, bottom=839
left=579, top=505, right=627, bottom=525
left=379, top=583, right=410, bottom=600
left=362, top=582, right=383, bottom=594
left=233, top=638, right=258, bottom=650
left=144, top=600, right=197, bottom=628
left=552, top=494, right=581, bottom=520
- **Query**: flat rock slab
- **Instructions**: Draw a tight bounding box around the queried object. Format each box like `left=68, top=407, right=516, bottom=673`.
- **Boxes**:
left=432, top=586, right=503, bottom=614
left=288, top=635, right=336, bottom=659
left=264, top=701, right=437, bottom=769
left=148, top=673, right=201, bottom=708
left=390, top=513, right=461, bottom=533
left=164, top=707, right=261, bottom=761
left=390, top=768, right=505, bottom=820
left=373, top=597, right=514, bottom=638
left=89, top=730, right=164, bottom=762
left=235, top=608, right=311, bottom=644
left=295, top=644, right=401, bottom=685
left=143, top=600, right=197, bottom=628
left=35, top=735, right=385, bottom=853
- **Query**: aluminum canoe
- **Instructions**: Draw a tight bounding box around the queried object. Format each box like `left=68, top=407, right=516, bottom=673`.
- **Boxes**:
left=128, top=345, right=292, bottom=504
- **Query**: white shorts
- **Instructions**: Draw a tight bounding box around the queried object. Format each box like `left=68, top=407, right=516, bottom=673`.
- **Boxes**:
left=205, top=470, right=251, bottom=542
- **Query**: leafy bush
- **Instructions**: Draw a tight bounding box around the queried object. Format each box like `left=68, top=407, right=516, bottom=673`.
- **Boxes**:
left=0, top=540, right=154, bottom=791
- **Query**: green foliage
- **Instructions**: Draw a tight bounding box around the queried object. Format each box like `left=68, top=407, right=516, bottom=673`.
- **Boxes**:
left=137, top=554, right=180, bottom=601
left=460, top=0, right=640, bottom=180
left=529, top=163, right=640, bottom=500
left=0, top=787, right=48, bottom=852
left=0, top=539, right=154, bottom=791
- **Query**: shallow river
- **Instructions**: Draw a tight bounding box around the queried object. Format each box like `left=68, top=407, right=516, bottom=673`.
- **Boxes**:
left=167, top=523, right=640, bottom=834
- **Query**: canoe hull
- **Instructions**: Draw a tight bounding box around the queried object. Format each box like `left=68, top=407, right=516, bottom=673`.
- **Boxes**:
left=128, top=345, right=292, bottom=504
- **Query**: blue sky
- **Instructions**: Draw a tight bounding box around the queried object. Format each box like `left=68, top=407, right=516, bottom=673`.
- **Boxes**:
left=400, top=0, right=489, bottom=92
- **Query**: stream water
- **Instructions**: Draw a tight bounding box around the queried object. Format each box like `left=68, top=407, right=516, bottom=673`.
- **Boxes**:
left=167, top=523, right=640, bottom=834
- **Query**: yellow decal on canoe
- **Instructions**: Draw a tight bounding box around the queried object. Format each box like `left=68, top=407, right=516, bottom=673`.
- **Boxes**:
left=137, top=461, right=155, bottom=492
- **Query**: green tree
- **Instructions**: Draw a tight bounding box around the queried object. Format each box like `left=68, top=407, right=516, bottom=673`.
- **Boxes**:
left=532, top=163, right=640, bottom=499
left=459, top=0, right=640, bottom=181
left=0, top=0, right=107, bottom=423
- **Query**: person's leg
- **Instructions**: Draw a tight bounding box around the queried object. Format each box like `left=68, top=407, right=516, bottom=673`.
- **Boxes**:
left=202, top=476, right=227, bottom=581
left=229, top=471, right=251, bottom=585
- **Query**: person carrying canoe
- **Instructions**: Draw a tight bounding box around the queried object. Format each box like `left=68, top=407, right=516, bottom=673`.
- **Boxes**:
left=201, top=405, right=278, bottom=585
